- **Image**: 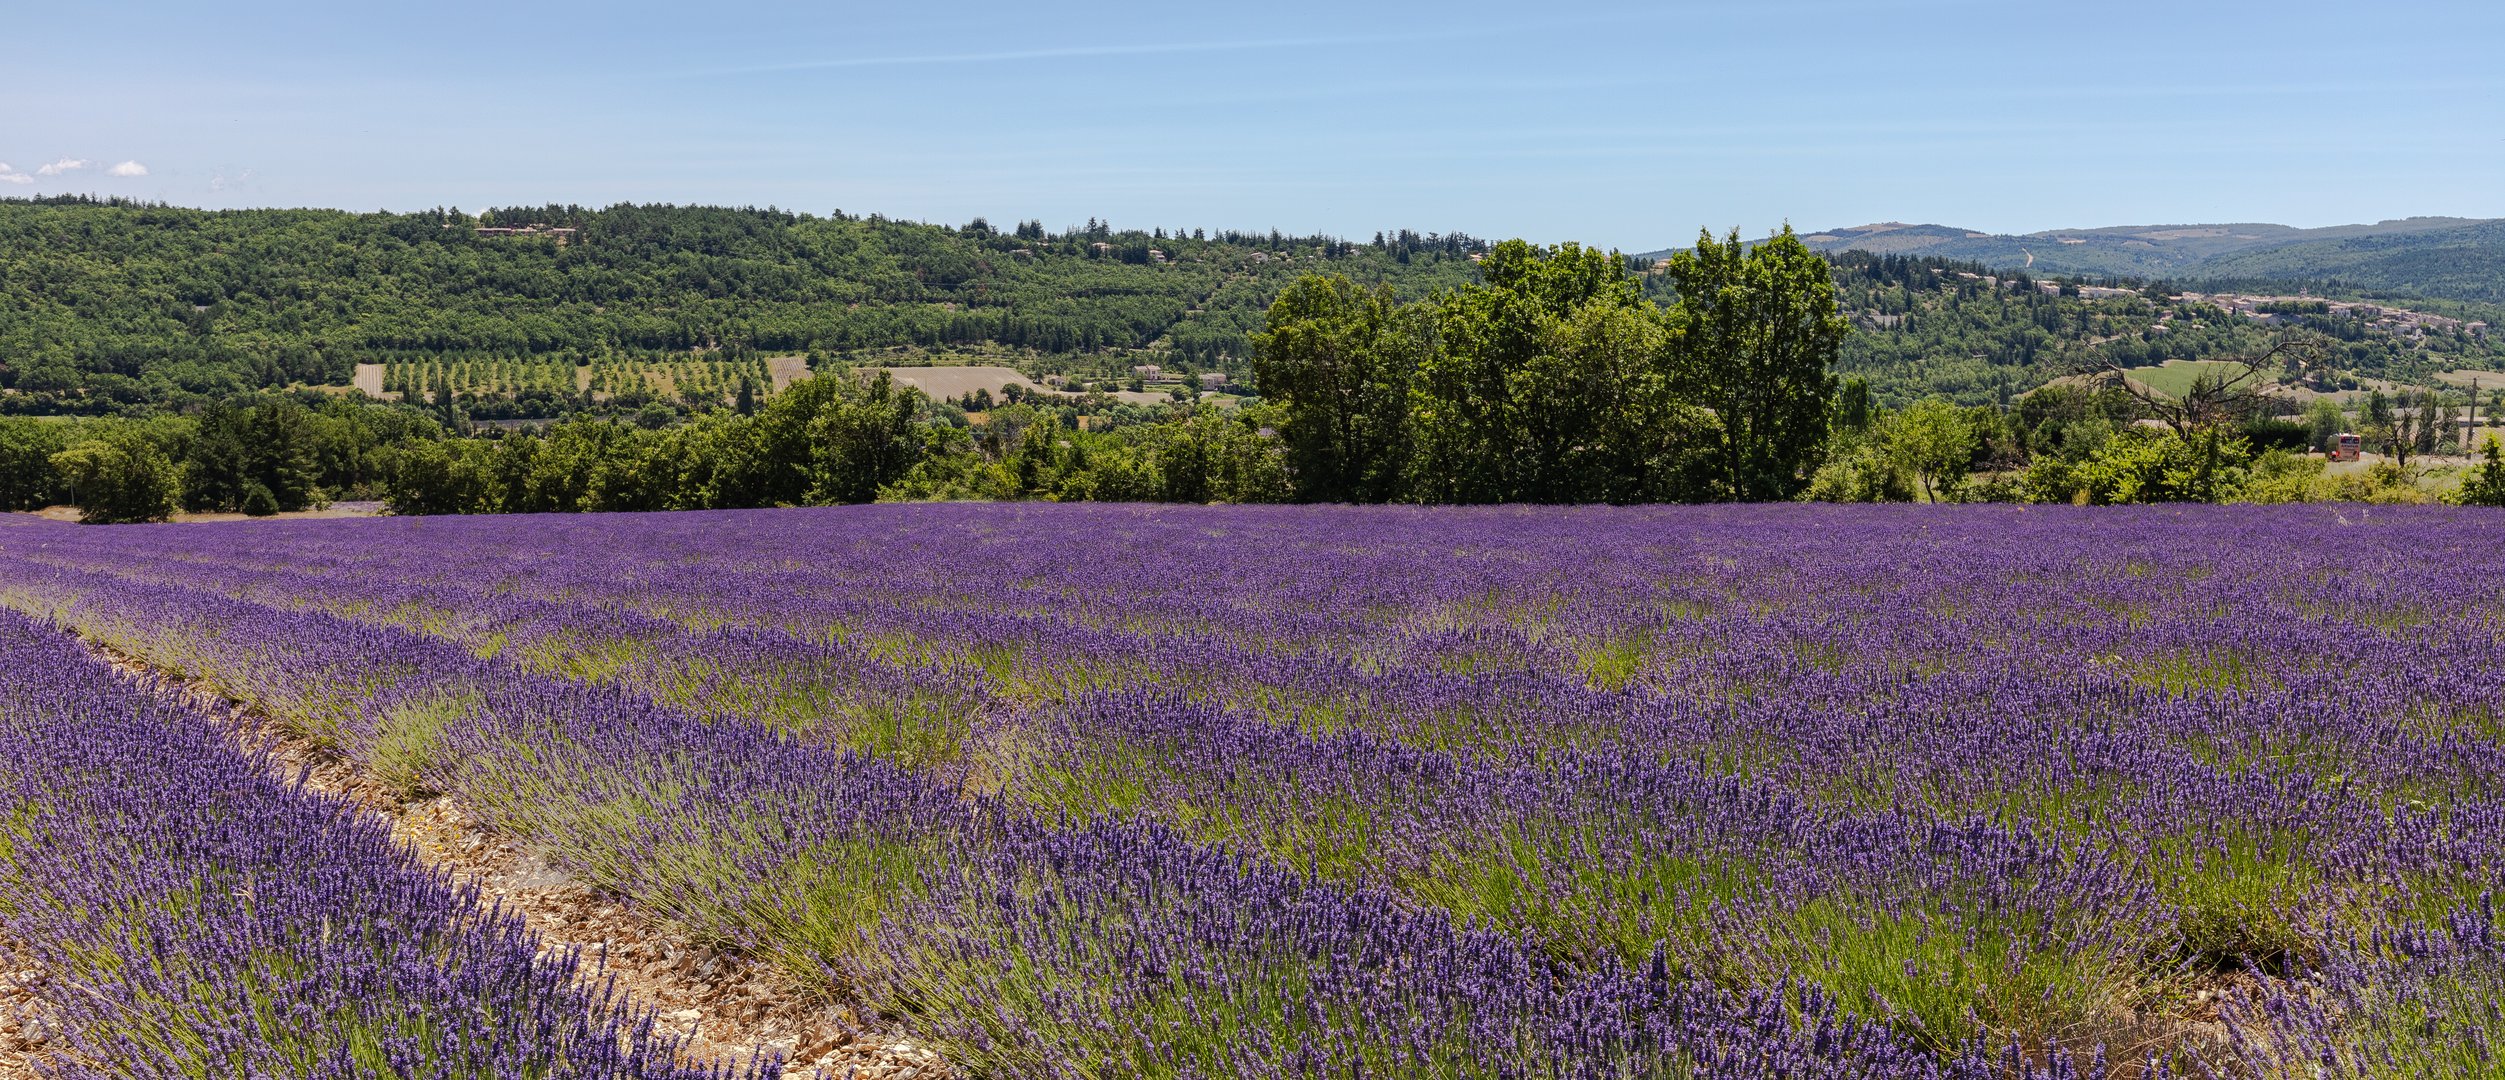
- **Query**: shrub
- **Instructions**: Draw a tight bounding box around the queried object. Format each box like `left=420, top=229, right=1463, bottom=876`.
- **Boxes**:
left=240, top=481, right=281, bottom=517
left=2447, top=435, right=2505, bottom=507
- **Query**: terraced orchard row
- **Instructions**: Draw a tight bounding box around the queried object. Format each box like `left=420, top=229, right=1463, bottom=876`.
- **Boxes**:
left=0, top=503, right=2499, bottom=1079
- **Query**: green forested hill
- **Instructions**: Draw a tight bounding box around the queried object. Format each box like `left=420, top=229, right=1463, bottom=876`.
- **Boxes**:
left=2194, top=220, right=2505, bottom=303
left=0, top=197, right=1485, bottom=411
left=1720, top=217, right=2505, bottom=301
left=5, top=198, right=2497, bottom=417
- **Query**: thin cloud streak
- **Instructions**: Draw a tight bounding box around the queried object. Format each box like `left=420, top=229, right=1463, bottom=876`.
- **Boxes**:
left=686, top=3, right=1886, bottom=79
left=691, top=33, right=1426, bottom=77
left=688, top=7, right=1765, bottom=81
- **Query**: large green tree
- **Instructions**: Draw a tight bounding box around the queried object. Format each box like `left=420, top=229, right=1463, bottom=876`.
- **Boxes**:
left=185, top=397, right=324, bottom=513
left=1414, top=241, right=1664, bottom=502
left=378, top=439, right=496, bottom=515
left=804, top=371, right=930, bottom=505
left=1662, top=227, right=1848, bottom=501
left=1250, top=276, right=1425, bottom=503
left=1254, top=234, right=1834, bottom=505
left=0, top=420, right=73, bottom=510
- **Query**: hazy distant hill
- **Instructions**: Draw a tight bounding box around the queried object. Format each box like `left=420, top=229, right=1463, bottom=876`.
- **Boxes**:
left=2194, top=219, right=2505, bottom=304
left=1648, top=217, right=2505, bottom=302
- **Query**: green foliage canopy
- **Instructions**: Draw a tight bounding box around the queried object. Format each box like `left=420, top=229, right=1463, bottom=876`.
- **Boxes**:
left=1255, top=231, right=1844, bottom=504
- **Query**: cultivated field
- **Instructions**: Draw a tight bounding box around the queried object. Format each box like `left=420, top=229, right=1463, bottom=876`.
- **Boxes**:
left=2129, top=359, right=2253, bottom=400
left=765, top=356, right=812, bottom=392
left=0, top=504, right=2500, bottom=1078
left=871, top=365, right=1047, bottom=401
left=375, top=357, right=777, bottom=403
left=351, top=361, right=389, bottom=398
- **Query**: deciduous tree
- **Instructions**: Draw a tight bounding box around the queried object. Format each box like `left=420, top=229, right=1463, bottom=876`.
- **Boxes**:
left=1880, top=397, right=1979, bottom=503
left=1251, top=275, right=1424, bottom=502
left=50, top=430, right=182, bottom=524
left=1662, top=227, right=1847, bottom=501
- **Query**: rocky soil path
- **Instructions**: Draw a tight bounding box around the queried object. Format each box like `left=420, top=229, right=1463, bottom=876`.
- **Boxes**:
left=0, top=937, right=58, bottom=1080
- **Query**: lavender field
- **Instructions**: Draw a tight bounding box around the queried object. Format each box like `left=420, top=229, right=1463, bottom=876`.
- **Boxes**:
left=1, top=503, right=2500, bottom=1078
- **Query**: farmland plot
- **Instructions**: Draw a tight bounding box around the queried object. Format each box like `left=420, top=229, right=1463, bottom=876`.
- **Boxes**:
left=0, top=504, right=2499, bottom=1079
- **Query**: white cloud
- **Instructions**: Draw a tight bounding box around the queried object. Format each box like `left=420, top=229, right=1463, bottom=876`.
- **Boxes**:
left=34, top=158, right=91, bottom=176
left=107, top=160, right=148, bottom=177
left=0, top=164, right=29, bottom=184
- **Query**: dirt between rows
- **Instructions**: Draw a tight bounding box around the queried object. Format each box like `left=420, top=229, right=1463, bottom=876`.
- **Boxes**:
left=0, top=935, right=57, bottom=1080
left=68, top=644, right=951, bottom=1080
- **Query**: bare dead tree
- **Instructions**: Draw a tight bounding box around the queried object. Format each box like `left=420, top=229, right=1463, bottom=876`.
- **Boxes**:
left=2076, top=336, right=2327, bottom=440
left=2380, top=388, right=2438, bottom=474
left=2071, top=336, right=2329, bottom=499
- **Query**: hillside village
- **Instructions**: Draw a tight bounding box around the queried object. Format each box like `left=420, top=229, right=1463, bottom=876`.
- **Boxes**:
left=2177, top=291, right=2488, bottom=338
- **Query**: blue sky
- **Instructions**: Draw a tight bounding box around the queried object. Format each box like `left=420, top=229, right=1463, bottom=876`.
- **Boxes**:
left=6, top=1, right=2500, bottom=248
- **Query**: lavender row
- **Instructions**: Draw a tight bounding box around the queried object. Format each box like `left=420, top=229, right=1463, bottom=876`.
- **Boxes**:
left=2206, top=898, right=2505, bottom=1078
left=0, top=607, right=758, bottom=1080
left=20, top=511, right=2505, bottom=856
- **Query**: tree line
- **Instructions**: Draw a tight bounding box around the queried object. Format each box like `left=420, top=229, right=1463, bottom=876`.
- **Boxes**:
left=1813, top=251, right=2504, bottom=408
left=0, top=372, right=1295, bottom=522
left=5, top=228, right=1854, bottom=519
left=3, top=395, right=435, bottom=522
left=1810, top=372, right=2505, bottom=507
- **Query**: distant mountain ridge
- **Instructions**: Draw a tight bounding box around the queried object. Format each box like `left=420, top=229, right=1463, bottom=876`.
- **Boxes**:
left=1646, top=217, right=2505, bottom=303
